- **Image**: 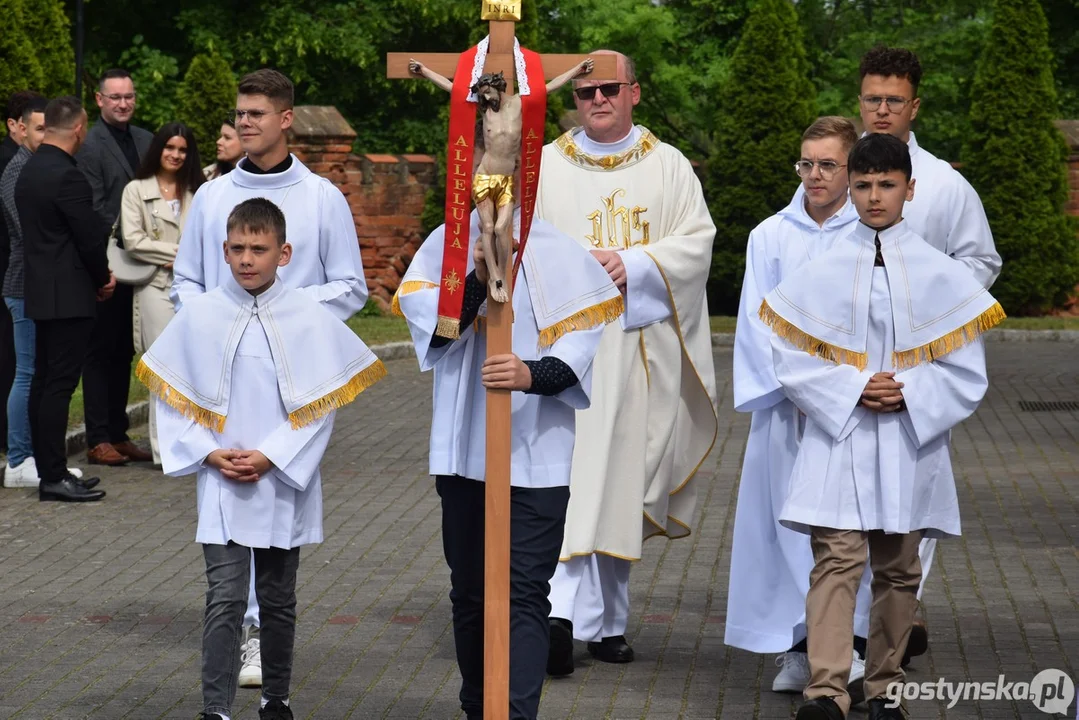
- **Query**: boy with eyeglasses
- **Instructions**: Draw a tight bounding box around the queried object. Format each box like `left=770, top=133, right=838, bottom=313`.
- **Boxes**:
left=726, top=117, right=874, bottom=701
left=171, top=68, right=368, bottom=691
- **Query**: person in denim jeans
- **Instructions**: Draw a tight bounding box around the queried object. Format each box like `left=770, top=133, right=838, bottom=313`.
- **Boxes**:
left=1, top=95, right=87, bottom=489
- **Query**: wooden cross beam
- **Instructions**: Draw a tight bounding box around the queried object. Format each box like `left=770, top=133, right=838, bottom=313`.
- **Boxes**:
left=387, top=6, right=615, bottom=720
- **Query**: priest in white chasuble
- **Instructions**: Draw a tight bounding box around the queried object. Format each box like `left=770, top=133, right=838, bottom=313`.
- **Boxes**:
left=763, top=134, right=1003, bottom=720
left=393, top=201, right=622, bottom=719
left=534, top=50, right=718, bottom=673
left=725, top=117, right=873, bottom=700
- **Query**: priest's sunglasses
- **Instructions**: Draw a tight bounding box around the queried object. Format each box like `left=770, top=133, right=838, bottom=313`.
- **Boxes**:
left=860, top=95, right=913, bottom=113
left=574, top=82, right=632, bottom=101
left=794, top=160, right=846, bottom=180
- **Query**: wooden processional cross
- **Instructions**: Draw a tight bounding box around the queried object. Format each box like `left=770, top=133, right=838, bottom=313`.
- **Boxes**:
left=387, top=3, right=616, bottom=718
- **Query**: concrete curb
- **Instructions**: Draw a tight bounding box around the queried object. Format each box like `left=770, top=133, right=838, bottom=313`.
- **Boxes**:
left=72, top=328, right=1077, bottom=457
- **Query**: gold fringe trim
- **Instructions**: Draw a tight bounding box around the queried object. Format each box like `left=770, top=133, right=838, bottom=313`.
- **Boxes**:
left=135, top=358, right=226, bottom=432
left=287, top=360, right=389, bottom=429
left=892, top=302, right=1006, bottom=369
left=390, top=281, right=438, bottom=317
left=436, top=315, right=461, bottom=340
left=758, top=300, right=869, bottom=370
left=537, top=295, right=625, bottom=349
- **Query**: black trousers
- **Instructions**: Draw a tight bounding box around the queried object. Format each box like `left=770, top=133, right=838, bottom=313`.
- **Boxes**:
left=0, top=300, right=14, bottom=450
left=436, top=475, right=569, bottom=720
left=31, top=317, right=95, bottom=482
left=81, top=283, right=133, bottom=447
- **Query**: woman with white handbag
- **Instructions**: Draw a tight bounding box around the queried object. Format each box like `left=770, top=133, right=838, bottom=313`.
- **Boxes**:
left=118, top=122, right=204, bottom=464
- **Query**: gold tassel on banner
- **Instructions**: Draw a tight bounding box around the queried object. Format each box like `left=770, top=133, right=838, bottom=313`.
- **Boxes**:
left=892, top=302, right=1006, bottom=369
left=436, top=315, right=461, bottom=340
left=391, top=281, right=439, bottom=317
left=288, top=360, right=389, bottom=429
left=758, top=300, right=869, bottom=370
left=135, top=359, right=227, bottom=432
left=537, top=295, right=625, bottom=349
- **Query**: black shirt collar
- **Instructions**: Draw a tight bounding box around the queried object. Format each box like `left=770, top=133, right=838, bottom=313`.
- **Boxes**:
left=104, top=120, right=131, bottom=141
left=240, top=155, right=293, bottom=175
left=38, top=143, right=77, bottom=164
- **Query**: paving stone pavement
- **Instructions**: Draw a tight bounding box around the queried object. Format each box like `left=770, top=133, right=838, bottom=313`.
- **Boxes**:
left=0, top=342, right=1075, bottom=720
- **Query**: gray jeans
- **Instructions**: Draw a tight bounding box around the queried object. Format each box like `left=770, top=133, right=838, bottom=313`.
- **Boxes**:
left=202, top=542, right=300, bottom=716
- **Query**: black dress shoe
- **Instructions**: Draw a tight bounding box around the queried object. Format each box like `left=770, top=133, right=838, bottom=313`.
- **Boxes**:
left=587, top=635, right=634, bottom=663
left=77, top=476, right=101, bottom=490
left=39, top=475, right=106, bottom=502
left=547, top=617, right=574, bottom=676
left=868, top=697, right=908, bottom=719
left=795, top=696, right=845, bottom=720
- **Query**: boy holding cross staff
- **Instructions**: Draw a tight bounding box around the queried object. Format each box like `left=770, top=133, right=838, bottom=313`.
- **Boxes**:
left=389, top=6, right=620, bottom=718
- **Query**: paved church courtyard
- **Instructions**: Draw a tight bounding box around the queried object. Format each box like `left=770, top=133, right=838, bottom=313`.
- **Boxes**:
left=0, top=340, right=1075, bottom=719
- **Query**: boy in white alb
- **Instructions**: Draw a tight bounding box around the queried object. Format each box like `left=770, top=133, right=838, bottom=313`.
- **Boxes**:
left=142, top=199, right=386, bottom=720
left=762, top=134, right=1003, bottom=720
left=171, top=69, right=368, bottom=687
left=726, top=117, right=870, bottom=698
left=393, top=192, right=622, bottom=719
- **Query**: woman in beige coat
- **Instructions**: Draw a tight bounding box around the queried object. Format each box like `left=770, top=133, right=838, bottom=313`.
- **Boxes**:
left=121, top=122, right=204, bottom=463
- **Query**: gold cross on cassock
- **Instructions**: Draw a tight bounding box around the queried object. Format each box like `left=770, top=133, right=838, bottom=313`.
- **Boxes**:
left=387, top=5, right=615, bottom=719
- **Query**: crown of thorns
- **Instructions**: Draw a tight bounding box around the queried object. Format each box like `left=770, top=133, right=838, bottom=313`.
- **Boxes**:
left=471, top=71, right=508, bottom=95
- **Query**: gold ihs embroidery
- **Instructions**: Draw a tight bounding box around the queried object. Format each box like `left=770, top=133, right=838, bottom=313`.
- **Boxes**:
left=586, top=189, right=650, bottom=249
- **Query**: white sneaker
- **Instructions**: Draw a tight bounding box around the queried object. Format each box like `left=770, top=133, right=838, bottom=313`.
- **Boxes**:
left=847, top=649, right=866, bottom=706
left=238, top=630, right=262, bottom=688
left=772, top=651, right=811, bottom=693
left=3, top=459, right=39, bottom=488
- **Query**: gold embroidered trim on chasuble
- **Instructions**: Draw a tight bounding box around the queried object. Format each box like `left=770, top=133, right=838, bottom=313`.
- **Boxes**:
left=390, top=280, right=438, bottom=317
left=136, top=357, right=389, bottom=432
left=553, top=128, right=660, bottom=171
left=759, top=299, right=1007, bottom=371
left=536, top=295, right=625, bottom=350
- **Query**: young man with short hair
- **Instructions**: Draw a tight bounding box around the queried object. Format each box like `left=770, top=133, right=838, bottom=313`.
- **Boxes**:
left=172, top=67, right=367, bottom=690
left=726, top=117, right=871, bottom=700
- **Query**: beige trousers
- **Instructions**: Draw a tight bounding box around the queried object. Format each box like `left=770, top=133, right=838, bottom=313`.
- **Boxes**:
left=133, top=278, right=176, bottom=464
left=804, top=528, right=924, bottom=715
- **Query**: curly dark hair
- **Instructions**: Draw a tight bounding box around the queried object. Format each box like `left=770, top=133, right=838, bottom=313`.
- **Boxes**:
left=859, top=46, right=923, bottom=93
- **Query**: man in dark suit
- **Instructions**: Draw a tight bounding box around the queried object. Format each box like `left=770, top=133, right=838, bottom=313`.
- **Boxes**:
left=17, top=96, right=114, bottom=502
left=76, top=69, right=153, bottom=466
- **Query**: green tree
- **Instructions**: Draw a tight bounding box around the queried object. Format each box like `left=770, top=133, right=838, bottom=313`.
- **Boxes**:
left=704, top=0, right=817, bottom=314
left=962, top=0, right=1079, bottom=313
left=177, top=53, right=237, bottom=160
left=1, top=0, right=72, bottom=138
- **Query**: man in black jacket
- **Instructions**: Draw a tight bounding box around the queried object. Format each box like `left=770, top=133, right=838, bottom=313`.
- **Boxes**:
left=16, top=96, right=115, bottom=502
left=76, top=69, right=153, bottom=467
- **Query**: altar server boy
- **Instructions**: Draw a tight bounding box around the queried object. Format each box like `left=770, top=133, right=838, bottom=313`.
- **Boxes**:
left=760, top=134, right=1004, bottom=720
left=393, top=203, right=622, bottom=720
left=139, top=198, right=386, bottom=720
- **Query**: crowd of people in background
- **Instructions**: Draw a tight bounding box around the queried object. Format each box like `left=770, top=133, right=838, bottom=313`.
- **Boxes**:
left=0, top=69, right=249, bottom=499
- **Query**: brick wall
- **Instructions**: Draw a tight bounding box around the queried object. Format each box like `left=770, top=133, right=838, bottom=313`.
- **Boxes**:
left=288, top=107, right=437, bottom=310
left=1059, top=121, right=1079, bottom=219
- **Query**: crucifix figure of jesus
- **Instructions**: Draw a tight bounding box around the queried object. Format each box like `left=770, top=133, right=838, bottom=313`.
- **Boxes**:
left=407, top=59, right=593, bottom=302
left=388, top=6, right=616, bottom=718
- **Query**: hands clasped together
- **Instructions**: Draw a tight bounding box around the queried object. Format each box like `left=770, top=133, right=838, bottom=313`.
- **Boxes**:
left=207, top=449, right=273, bottom=483
left=590, top=249, right=626, bottom=295
left=861, top=372, right=905, bottom=413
